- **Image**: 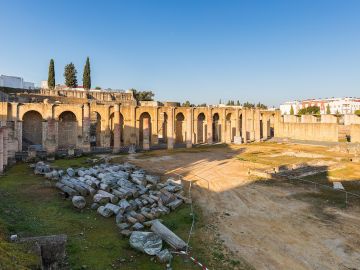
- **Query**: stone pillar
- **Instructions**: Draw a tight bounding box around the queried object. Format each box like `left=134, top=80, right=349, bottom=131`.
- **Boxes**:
left=235, top=109, right=240, bottom=137
left=82, top=104, right=91, bottom=152
left=186, top=108, right=193, bottom=148
left=262, top=115, right=268, bottom=139
left=221, top=110, right=226, bottom=143
left=113, top=104, right=121, bottom=153
left=193, top=114, right=198, bottom=144
left=153, top=108, right=159, bottom=145
left=44, top=119, right=57, bottom=154
left=0, top=128, right=3, bottom=173
left=242, top=109, right=247, bottom=143
left=143, top=116, right=150, bottom=150
left=17, top=121, right=22, bottom=151
left=42, top=121, right=48, bottom=150
left=131, top=106, right=137, bottom=145
left=3, top=127, right=8, bottom=166
left=254, top=109, right=261, bottom=142
left=249, top=109, right=255, bottom=141
left=167, top=108, right=174, bottom=149
left=207, top=109, right=213, bottom=144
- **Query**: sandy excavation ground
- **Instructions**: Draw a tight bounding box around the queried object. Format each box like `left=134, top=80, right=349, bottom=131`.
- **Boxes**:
left=122, top=143, right=360, bottom=270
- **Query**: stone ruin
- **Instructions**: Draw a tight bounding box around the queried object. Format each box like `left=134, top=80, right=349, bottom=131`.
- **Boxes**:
left=33, top=160, right=190, bottom=264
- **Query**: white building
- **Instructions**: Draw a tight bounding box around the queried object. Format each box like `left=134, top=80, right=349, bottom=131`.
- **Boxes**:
left=280, top=97, right=360, bottom=115
left=0, top=75, right=35, bottom=90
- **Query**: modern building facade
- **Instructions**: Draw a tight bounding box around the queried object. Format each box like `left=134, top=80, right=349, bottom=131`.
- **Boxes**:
left=280, top=98, right=360, bottom=115
left=0, top=75, right=35, bottom=90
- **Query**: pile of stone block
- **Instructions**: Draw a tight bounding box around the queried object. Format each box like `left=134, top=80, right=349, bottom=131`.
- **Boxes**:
left=33, top=161, right=189, bottom=263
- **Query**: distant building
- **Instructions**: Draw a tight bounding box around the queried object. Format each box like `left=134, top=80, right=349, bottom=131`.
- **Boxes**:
left=0, top=75, right=35, bottom=90
left=280, top=98, right=360, bottom=115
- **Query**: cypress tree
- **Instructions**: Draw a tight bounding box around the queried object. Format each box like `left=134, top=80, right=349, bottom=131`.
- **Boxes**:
left=290, top=105, right=294, bottom=115
left=48, top=59, right=55, bottom=89
left=64, top=62, right=78, bottom=88
left=83, top=57, right=91, bottom=90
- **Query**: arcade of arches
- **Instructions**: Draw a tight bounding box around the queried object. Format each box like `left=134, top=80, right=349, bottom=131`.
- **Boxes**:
left=0, top=101, right=279, bottom=172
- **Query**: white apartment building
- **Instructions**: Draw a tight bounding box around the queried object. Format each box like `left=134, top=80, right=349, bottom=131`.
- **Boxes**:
left=0, top=75, right=35, bottom=90
left=280, top=98, right=360, bottom=115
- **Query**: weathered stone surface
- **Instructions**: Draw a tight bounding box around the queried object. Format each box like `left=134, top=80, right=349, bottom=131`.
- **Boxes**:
left=93, top=193, right=110, bottom=204
left=132, top=222, right=144, bottom=230
left=151, top=220, right=187, bottom=250
left=156, top=249, right=173, bottom=263
left=72, top=196, right=86, bottom=209
left=115, top=213, right=125, bottom=224
left=91, top=202, right=100, bottom=210
left=167, top=199, right=183, bottom=210
left=66, top=168, right=75, bottom=177
left=129, top=231, right=162, bottom=255
left=97, top=206, right=114, bottom=218
left=117, top=223, right=130, bottom=230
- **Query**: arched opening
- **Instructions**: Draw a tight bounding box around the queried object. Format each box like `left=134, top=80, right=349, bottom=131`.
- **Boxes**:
left=58, top=111, right=77, bottom=149
left=90, top=112, right=101, bottom=147
left=239, top=114, right=243, bottom=138
left=260, top=114, right=264, bottom=139
left=175, top=113, right=185, bottom=143
left=109, top=112, right=124, bottom=147
left=197, top=113, right=206, bottom=143
left=139, top=112, right=151, bottom=148
left=226, top=113, right=233, bottom=143
left=22, top=110, right=43, bottom=150
left=212, top=113, right=220, bottom=142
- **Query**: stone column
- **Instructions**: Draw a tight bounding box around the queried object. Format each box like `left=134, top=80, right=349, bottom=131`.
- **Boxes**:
left=42, top=121, right=48, bottom=150
left=167, top=108, right=174, bottom=149
left=3, top=127, right=8, bottom=167
left=102, top=107, right=111, bottom=148
left=249, top=109, right=255, bottom=141
left=0, top=128, right=4, bottom=173
left=193, top=114, right=198, bottom=144
left=113, top=104, right=121, bottom=153
left=153, top=108, right=159, bottom=145
left=131, top=106, right=137, bottom=145
left=261, top=115, right=267, bottom=139
left=207, top=109, right=213, bottom=144
left=186, top=108, right=193, bottom=148
left=242, top=109, right=247, bottom=143
left=143, top=116, right=150, bottom=150
left=17, top=121, right=22, bottom=151
left=235, top=109, right=240, bottom=137
left=82, top=104, right=91, bottom=152
left=45, top=119, right=57, bottom=154
left=221, top=110, right=226, bottom=143
left=254, top=109, right=261, bottom=142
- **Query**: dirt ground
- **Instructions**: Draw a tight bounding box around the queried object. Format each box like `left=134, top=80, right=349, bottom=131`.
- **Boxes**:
left=122, top=143, right=360, bottom=270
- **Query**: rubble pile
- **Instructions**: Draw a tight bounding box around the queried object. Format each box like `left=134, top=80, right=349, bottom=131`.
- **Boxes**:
left=34, top=161, right=190, bottom=263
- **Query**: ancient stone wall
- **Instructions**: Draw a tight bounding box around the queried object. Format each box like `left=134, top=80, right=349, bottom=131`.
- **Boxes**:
left=275, top=122, right=339, bottom=142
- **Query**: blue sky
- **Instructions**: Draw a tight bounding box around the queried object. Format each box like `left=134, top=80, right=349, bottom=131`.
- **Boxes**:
left=1, top=0, right=359, bottom=106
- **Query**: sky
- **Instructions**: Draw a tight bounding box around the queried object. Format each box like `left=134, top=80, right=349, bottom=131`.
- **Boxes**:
left=1, top=0, right=360, bottom=106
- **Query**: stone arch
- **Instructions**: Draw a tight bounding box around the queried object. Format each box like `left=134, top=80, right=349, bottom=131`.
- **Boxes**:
left=58, top=111, right=77, bottom=149
left=90, top=112, right=101, bottom=147
left=139, top=112, right=151, bottom=149
left=197, top=113, right=206, bottom=143
left=212, top=113, right=221, bottom=142
left=109, top=112, right=124, bottom=147
left=175, top=112, right=185, bottom=143
left=226, top=113, right=233, bottom=143
left=22, top=110, right=43, bottom=149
